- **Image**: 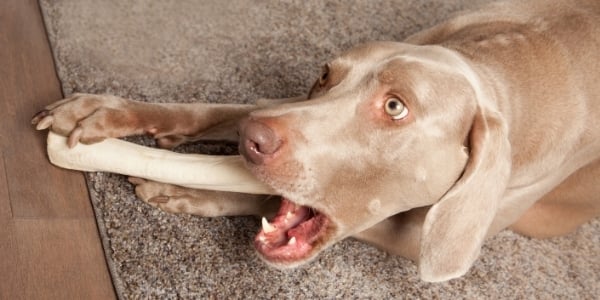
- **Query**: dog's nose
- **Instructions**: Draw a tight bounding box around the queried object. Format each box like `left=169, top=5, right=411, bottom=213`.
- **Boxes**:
left=239, top=118, right=282, bottom=165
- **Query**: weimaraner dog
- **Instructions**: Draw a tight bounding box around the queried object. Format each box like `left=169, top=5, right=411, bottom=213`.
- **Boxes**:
left=32, top=0, right=599, bottom=282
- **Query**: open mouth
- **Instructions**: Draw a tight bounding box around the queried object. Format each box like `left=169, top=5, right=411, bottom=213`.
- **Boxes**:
left=254, top=198, right=330, bottom=264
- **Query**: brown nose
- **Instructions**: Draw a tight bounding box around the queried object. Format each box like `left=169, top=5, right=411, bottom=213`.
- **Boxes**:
left=239, top=118, right=282, bottom=165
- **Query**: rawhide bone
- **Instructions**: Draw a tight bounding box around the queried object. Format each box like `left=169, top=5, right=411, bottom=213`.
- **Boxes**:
left=46, top=131, right=274, bottom=194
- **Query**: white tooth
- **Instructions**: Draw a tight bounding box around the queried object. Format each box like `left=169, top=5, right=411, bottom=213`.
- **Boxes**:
left=261, top=217, right=276, bottom=233
left=259, top=236, right=267, bottom=243
left=286, top=211, right=293, bottom=220
left=288, top=237, right=297, bottom=245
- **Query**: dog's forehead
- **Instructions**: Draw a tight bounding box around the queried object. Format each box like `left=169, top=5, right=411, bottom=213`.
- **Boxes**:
left=323, top=43, right=408, bottom=94
left=335, top=42, right=473, bottom=79
left=330, top=42, right=404, bottom=79
left=331, top=43, right=444, bottom=88
left=337, top=41, right=405, bottom=62
left=375, top=57, right=431, bottom=85
left=331, top=43, right=483, bottom=109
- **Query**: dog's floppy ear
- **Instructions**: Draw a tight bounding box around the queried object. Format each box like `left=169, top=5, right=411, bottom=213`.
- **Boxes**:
left=419, top=106, right=511, bottom=282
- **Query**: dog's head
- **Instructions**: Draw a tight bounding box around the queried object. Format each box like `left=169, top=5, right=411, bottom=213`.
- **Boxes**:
left=239, top=41, right=510, bottom=282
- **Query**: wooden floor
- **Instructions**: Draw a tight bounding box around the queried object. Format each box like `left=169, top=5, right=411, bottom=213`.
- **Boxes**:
left=0, top=1, right=116, bottom=299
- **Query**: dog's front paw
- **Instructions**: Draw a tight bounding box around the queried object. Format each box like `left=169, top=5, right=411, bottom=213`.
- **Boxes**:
left=31, top=93, right=133, bottom=148
left=128, top=177, right=225, bottom=216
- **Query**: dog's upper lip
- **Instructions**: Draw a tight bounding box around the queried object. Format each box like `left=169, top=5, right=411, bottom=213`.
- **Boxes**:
left=254, top=198, right=330, bottom=263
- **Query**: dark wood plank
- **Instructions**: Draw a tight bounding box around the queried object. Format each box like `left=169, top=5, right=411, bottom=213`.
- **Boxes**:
left=0, top=151, right=12, bottom=218
left=1, top=219, right=115, bottom=300
left=0, top=0, right=90, bottom=218
left=0, top=151, right=18, bottom=298
left=0, top=1, right=116, bottom=298
left=0, top=222, right=18, bottom=300
left=18, top=219, right=115, bottom=299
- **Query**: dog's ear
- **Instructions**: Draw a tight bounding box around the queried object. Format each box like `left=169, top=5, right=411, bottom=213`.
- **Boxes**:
left=419, top=106, right=511, bottom=282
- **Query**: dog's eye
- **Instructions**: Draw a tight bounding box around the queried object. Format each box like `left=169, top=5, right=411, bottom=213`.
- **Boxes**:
left=319, top=65, right=329, bottom=86
left=384, top=98, right=408, bottom=120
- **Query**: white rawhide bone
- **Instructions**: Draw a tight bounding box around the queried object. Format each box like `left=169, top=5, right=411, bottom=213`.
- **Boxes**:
left=46, top=131, right=275, bottom=194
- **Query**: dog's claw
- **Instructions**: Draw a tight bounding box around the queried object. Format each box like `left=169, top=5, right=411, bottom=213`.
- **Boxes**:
left=149, top=196, right=170, bottom=204
left=31, top=110, right=50, bottom=125
left=67, top=127, right=83, bottom=148
left=35, top=115, right=55, bottom=130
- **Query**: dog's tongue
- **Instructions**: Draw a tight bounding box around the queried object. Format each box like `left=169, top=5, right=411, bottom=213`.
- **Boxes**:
left=254, top=198, right=328, bottom=262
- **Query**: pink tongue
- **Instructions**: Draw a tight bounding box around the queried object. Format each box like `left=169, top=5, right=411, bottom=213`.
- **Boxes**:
left=287, top=217, right=322, bottom=243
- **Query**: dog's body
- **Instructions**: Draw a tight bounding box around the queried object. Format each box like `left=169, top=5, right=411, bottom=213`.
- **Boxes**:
left=33, top=0, right=600, bottom=282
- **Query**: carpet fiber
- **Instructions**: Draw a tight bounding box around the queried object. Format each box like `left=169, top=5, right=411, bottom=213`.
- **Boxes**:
left=39, top=0, right=599, bottom=298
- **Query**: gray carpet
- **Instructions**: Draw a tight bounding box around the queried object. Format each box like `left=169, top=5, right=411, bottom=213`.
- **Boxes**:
left=39, top=0, right=599, bottom=298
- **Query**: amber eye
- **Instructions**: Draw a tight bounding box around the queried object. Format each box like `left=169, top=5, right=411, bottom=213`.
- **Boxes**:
left=384, top=98, right=408, bottom=120
left=319, top=65, right=329, bottom=85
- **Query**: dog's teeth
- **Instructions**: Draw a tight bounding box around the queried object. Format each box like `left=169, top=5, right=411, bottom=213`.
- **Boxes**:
left=261, top=217, right=276, bottom=233
left=288, top=237, right=297, bottom=245
left=286, top=211, right=293, bottom=220
left=258, top=235, right=267, bottom=243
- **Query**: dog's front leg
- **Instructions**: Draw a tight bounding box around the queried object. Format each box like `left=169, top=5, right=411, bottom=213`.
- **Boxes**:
left=31, top=93, right=255, bottom=148
left=129, top=177, right=279, bottom=218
